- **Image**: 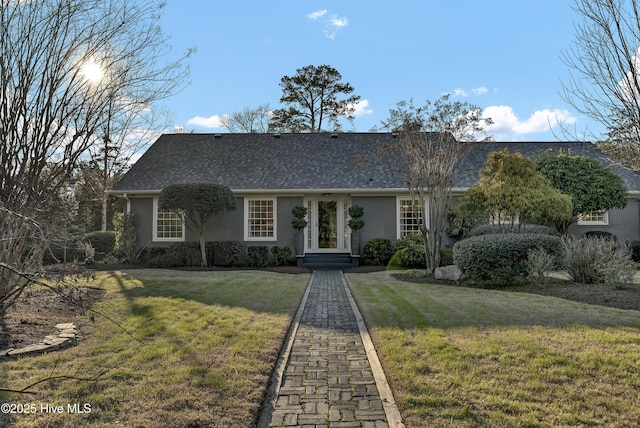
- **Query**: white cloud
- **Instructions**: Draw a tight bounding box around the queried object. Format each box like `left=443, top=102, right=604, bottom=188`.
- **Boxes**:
left=472, top=87, right=488, bottom=95
left=330, top=16, right=348, bottom=27
left=308, top=9, right=328, bottom=20
left=482, top=105, right=577, bottom=140
left=308, top=9, right=348, bottom=39
left=453, top=88, right=468, bottom=97
left=186, top=114, right=228, bottom=129
left=352, top=99, right=373, bottom=117
left=452, top=87, right=488, bottom=97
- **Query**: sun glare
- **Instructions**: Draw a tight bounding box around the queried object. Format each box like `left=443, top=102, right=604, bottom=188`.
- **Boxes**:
left=80, top=61, right=104, bottom=84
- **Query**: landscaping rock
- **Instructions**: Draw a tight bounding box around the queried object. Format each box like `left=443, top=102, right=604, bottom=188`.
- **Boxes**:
left=435, top=265, right=461, bottom=281
left=1, top=322, right=77, bottom=359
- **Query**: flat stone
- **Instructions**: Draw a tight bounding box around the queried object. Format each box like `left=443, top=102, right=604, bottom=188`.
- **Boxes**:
left=55, top=323, right=75, bottom=330
left=58, top=333, right=76, bottom=339
left=42, top=337, right=70, bottom=346
left=8, top=343, right=50, bottom=355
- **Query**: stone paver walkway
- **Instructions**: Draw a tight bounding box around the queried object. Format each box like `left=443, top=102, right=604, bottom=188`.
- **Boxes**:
left=262, top=270, right=403, bottom=428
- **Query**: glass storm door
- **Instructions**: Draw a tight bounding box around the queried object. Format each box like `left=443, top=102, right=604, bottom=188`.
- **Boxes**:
left=318, top=200, right=338, bottom=249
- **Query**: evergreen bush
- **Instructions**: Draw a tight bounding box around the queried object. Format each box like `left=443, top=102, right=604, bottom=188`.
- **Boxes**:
left=466, top=223, right=558, bottom=238
left=453, top=233, right=563, bottom=285
left=209, top=241, right=247, bottom=266
left=248, top=246, right=271, bottom=267
left=362, top=238, right=394, bottom=265
left=392, top=235, right=426, bottom=268
left=271, top=246, right=293, bottom=265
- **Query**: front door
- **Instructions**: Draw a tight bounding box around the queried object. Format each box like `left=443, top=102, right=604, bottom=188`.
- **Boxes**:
left=305, top=196, right=350, bottom=253
left=318, top=200, right=338, bottom=249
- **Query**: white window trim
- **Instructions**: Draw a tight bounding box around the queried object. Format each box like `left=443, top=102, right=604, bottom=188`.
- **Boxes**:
left=396, top=196, right=424, bottom=239
left=577, top=210, right=609, bottom=226
left=152, top=197, right=185, bottom=242
left=244, top=196, right=277, bottom=241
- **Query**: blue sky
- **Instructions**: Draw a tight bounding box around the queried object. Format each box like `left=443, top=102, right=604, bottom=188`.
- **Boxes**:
left=157, top=0, right=596, bottom=141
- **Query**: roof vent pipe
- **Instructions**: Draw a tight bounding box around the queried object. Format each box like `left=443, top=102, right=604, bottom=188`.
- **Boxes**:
left=273, top=133, right=281, bottom=138
left=331, top=133, right=338, bottom=138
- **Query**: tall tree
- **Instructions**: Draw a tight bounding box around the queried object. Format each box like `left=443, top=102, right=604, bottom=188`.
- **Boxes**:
left=562, top=0, right=640, bottom=144
left=379, top=94, right=493, bottom=276
left=220, top=103, right=272, bottom=133
left=0, top=0, right=189, bottom=312
left=536, top=153, right=627, bottom=233
left=269, top=65, right=360, bottom=132
left=159, top=183, right=237, bottom=267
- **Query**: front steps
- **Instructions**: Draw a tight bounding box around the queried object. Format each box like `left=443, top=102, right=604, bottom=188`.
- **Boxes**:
left=297, top=253, right=359, bottom=270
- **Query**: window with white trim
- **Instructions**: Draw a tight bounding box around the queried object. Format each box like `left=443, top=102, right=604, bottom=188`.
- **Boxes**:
left=578, top=210, right=609, bottom=225
left=398, top=198, right=423, bottom=237
left=245, top=198, right=276, bottom=240
left=153, top=199, right=184, bottom=241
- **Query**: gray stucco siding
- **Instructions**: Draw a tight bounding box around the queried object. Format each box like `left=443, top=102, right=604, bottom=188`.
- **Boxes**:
left=567, top=197, right=640, bottom=241
left=352, top=196, right=398, bottom=244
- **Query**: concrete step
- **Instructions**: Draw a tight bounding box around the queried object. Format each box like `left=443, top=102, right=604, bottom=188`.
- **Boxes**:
left=299, top=253, right=357, bottom=270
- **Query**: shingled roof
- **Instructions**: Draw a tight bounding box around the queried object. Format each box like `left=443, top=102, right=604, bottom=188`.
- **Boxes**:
left=111, top=133, right=640, bottom=193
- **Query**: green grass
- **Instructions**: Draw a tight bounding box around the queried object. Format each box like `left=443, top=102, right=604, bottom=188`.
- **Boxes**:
left=347, top=271, right=640, bottom=428
left=1, top=269, right=309, bottom=428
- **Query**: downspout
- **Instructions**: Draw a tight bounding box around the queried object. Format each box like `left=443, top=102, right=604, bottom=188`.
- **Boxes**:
left=123, top=193, right=131, bottom=214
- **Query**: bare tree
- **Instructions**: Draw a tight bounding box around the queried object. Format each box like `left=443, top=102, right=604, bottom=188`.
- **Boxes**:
left=220, top=103, right=272, bottom=133
left=0, top=0, right=190, bottom=311
left=562, top=0, right=640, bottom=144
left=380, top=95, right=493, bottom=276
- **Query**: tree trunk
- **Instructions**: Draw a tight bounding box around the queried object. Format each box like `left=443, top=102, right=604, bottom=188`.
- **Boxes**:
left=101, top=189, right=108, bottom=232
left=199, top=234, right=207, bottom=267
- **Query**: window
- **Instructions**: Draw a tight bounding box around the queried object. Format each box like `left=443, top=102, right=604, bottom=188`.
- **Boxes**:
left=578, top=210, right=609, bottom=225
left=245, top=198, right=276, bottom=240
left=153, top=199, right=184, bottom=241
left=398, top=197, right=423, bottom=237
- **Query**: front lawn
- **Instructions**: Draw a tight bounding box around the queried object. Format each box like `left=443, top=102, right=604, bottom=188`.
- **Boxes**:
left=347, top=271, right=640, bottom=427
left=1, top=269, right=309, bottom=427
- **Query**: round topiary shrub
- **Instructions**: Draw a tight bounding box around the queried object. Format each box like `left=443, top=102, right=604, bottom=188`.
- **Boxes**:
left=453, top=233, right=563, bottom=285
left=466, top=223, right=559, bottom=238
left=362, top=238, right=393, bottom=265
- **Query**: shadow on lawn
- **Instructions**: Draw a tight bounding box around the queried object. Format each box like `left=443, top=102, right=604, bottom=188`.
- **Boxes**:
left=108, top=268, right=309, bottom=317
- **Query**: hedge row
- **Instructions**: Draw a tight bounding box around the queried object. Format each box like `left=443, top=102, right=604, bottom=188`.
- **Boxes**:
left=146, top=242, right=293, bottom=268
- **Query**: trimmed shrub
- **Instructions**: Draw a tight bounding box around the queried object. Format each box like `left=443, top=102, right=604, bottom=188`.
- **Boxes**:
left=149, top=243, right=202, bottom=267
left=453, top=233, right=563, bottom=285
left=271, top=246, right=293, bottom=266
left=392, top=235, right=426, bottom=268
left=248, top=246, right=271, bottom=267
left=209, top=241, right=247, bottom=266
left=466, top=223, right=558, bottom=238
left=83, top=231, right=116, bottom=261
left=563, top=236, right=635, bottom=284
left=363, top=238, right=394, bottom=265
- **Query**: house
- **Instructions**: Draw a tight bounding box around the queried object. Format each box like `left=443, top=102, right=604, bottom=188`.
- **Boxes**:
left=110, top=132, right=640, bottom=266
